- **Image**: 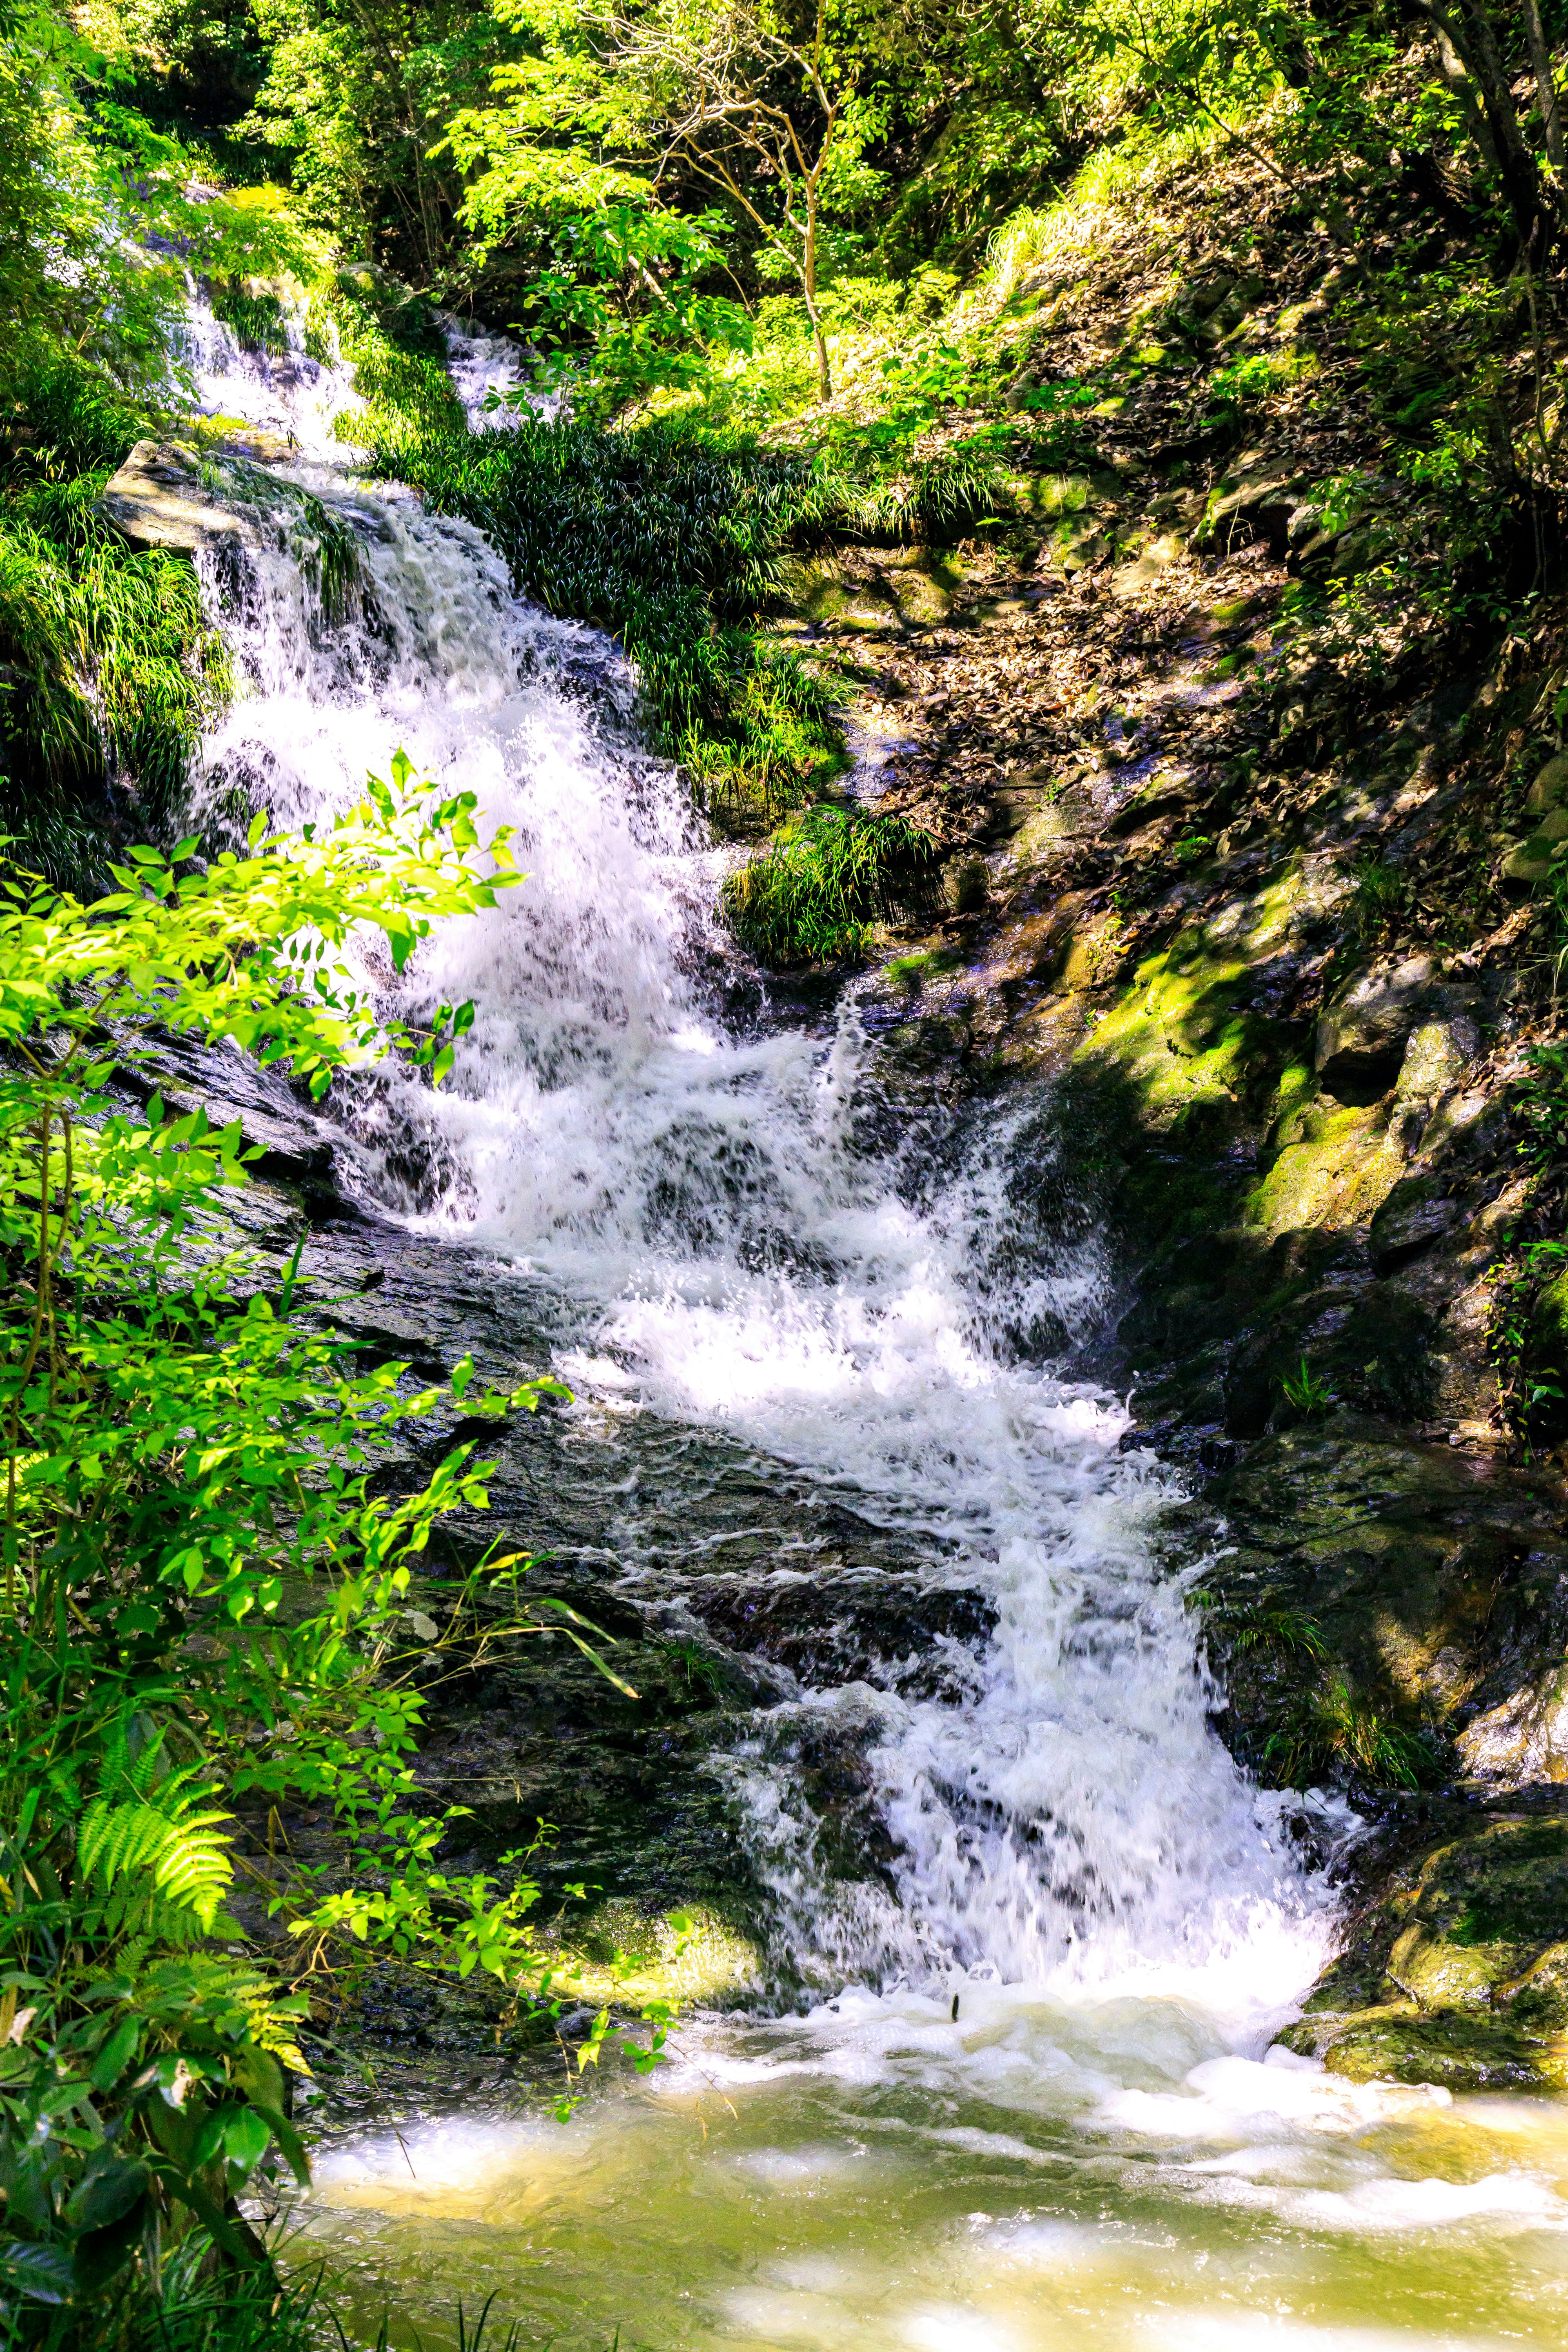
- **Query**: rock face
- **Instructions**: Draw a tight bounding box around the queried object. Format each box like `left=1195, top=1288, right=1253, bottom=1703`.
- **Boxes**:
left=1281, top=1812, right=1568, bottom=2091
left=1313, top=955, right=1440, bottom=1101
left=96, top=439, right=257, bottom=557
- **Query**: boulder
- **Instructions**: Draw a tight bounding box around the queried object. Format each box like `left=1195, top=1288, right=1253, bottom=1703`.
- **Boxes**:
left=1525, top=751, right=1568, bottom=815
left=1314, top=954, right=1438, bottom=1101
left=1499, top=751, right=1568, bottom=883
left=1198, top=455, right=1308, bottom=553
left=95, top=439, right=256, bottom=559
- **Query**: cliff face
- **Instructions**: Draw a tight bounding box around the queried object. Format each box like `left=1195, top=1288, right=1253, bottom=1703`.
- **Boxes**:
left=780, top=143, right=1568, bottom=2086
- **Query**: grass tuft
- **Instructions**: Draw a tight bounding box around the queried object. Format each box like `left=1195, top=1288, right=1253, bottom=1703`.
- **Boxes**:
left=212, top=281, right=290, bottom=357
left=722, top=804, right=937, bottom=964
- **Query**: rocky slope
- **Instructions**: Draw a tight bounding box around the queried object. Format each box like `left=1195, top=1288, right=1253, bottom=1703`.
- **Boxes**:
left=773, top=145, right=1568, bottom=2088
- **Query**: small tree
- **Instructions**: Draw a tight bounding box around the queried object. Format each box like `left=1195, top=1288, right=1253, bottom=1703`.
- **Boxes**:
left=617, top=0, right=884, bottom=402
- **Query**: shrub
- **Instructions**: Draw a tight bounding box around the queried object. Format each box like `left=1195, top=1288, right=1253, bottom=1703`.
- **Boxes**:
left=722, top=804, right=936, bottom=964
left=0, top=763, right=665, bottom=2323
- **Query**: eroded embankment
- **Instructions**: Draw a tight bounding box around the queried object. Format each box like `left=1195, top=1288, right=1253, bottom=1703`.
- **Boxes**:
left=772, top=150, right=1568, bottom=2090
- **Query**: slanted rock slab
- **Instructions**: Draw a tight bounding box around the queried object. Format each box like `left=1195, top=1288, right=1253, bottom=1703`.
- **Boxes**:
left=96, top=439, right=256, bottom=558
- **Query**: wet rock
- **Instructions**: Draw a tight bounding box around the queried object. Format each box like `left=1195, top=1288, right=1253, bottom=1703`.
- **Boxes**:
left=96, top=439, right=258, bottom=558
left=1281, top=1812, right=1568, bottom=2091
left=943, top=855, right=989, bottom=913
left=1460, top=1662, right=1568, bottom=1786
left=1500, top=751, right=1568, bottom=884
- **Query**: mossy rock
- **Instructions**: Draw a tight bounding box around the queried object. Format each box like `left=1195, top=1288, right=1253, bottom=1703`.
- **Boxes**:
left=1282, top=2000, right=1568, bottom=2091
left=1283, top=1814, right=1568, bottom=2090
left=538, top=1896, right=762, bottom=2009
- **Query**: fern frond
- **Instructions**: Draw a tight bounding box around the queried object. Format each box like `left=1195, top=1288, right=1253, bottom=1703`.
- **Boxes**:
left=78, top=1779, right=234, bottom=1932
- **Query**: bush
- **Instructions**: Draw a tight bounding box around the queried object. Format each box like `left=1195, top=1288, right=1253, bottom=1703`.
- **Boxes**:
left=721, top=804, right=936, bottom=964
left=0, top=764, right=665, bottom=2325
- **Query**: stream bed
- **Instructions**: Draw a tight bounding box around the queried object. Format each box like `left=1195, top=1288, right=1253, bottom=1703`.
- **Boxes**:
left=176, top=295, right=1568, bottom=2352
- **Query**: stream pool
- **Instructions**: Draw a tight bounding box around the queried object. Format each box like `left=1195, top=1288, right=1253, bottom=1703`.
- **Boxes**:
left=289, top=1989, right=1568, bottom=2350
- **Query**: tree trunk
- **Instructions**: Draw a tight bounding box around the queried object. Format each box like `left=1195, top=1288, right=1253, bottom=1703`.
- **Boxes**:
left=1453, top=0, right=1554, bottom=255
left=1523, top=0, right=1566, bottom=172
left=1431, top=18, right=1500, bottom=172
left=802, top=194, right=831, bottom=402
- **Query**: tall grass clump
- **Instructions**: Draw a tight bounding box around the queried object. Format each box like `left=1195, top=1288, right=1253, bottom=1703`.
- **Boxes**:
left=308, top=274, right=465, bottom=439
left=722, top=804, right=936, bottom=964
left=212, top=281, right=290, bottom=356
left=0, top=481, right=230, bottom=885
left=0, top=350, right=231, bottom=883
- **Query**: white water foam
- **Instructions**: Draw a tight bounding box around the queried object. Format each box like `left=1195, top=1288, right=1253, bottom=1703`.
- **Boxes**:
left=183, top=286, right=1335, bottom=2031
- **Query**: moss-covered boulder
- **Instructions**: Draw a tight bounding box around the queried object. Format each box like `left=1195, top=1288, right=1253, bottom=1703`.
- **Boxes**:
left=1282, top=1814, right=1568, bottom=2091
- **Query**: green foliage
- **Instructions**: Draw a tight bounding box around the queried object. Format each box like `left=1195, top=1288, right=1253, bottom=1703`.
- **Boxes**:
left=211, top=283, right=290, bottom=357
left=722, top=804, right=936, bottom=964
left=0, top=18, right=299, bottom=891
left=309, top=274, right=463, bottom=439
left=1518, top=1042, right=1568, bottom=1168
left=0, top=464, right=231, bottom=886
left=1222, top=1604, right=1328, bottom=1662
left=1489, top=1232, right=1568, bottom=1444
left=362, top=411, right=841, bottom=817
left=1200, top=1595, right=1437, bottom=1793
left=0, top=9, right=303, bottom=395
left=1351, top=851, right=1409, bottom=939
left=1278, top=1356, right=1334, bottom=1417
left=1264, top=1675, right=1438, bottom=1792
left=661, top=1639, right=728, bottom=1697
left=0, top=757, right=670, bottom=2317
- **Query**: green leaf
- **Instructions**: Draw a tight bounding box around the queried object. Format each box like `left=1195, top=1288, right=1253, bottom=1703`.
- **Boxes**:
left=0, top=2239, right=76, bottom=2303
left=87, top=2014, right=140, bottom=2092
left=223, top=2105, right=272, bottom=2173
left=250, top=2101, right=312, bottom=2186
left=65, top=2156, right=150, bottom=2234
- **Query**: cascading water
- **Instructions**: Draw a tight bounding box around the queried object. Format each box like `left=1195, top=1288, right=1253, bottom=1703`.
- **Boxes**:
left=179, top=292, right=1568, bottom=2352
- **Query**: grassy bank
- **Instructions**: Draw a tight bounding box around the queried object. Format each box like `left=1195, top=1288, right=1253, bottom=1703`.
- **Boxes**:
left=0, top=358, right=230, bottom=887
left=363, top=405, right=845, bottom=830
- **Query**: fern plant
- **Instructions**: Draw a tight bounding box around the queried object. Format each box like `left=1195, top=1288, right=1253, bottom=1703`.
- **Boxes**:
left=77, top=1728, right=235, bottom=1937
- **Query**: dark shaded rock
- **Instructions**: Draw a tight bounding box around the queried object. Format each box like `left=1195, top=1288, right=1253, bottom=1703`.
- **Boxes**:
left=1206, top=1425, right=1568, bottom=1768
left=1369, top=1176, right=1461, bottom=1274
left=1314, top=955, right=1437, bottom=1103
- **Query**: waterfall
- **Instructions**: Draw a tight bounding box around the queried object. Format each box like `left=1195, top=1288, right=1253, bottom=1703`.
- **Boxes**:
left=182, top=287, right=1336, bottom=2030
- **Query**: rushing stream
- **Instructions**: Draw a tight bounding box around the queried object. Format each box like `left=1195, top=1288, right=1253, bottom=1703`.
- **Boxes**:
left=177, top=294, right=1568, bottom=2349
